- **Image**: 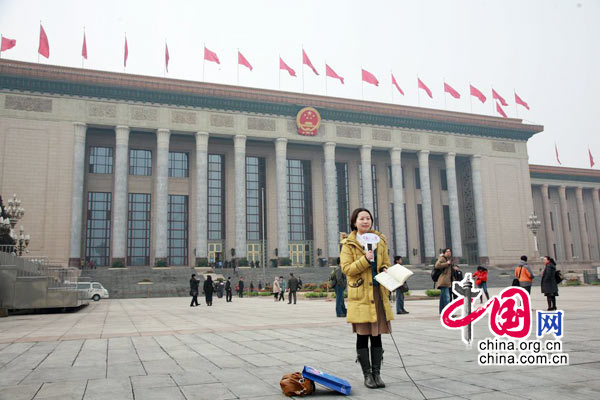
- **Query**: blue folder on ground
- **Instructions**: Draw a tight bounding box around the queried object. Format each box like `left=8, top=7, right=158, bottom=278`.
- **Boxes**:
left=302, top=366, right=351, bottom=395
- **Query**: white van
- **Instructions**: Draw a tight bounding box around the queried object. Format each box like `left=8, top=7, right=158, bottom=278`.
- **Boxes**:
left=76, top=282, right=109, bottom=301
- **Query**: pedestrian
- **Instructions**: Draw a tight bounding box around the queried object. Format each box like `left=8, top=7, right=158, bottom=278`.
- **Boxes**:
left=330, top=257, right=347, bottom=317
left=216, top=280, right=224, bottom=298
left=218, top=260, right=222, bottom=269
left=515, top=255, right=535, bottom=294
left=393, top=256, right=409, bottom=314
left=89, top=259, right=95, bottom=270
left=256, top=260, right=260, bottom=269
left=225, top=277, right=232, bottom=302
left=238, top=277, right=245, bottom=298
left=250, top=281, right=254, bottom=293
left=473, top=266, right=490, bottom=303
left=541, top=256, right=559, bottom=311
left=258, top=280, right=263, bottom=291
left=203, top=275, right=214, bottom=306
left=297, top=276, right=303, bottom=290
left=288, top=273, right=299, bottom=304
left=278, top=276, right=286, bottom=302
left=272, top=276, right=281, bottom=301
left=340, top=208, right=393, bottom=389
left=434, top=248, right=458, bottom=314
left=189, top=274, right=199, bottom=307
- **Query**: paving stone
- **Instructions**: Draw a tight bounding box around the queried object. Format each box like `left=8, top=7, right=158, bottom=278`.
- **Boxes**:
left=0, top=383, right=42, bottom=400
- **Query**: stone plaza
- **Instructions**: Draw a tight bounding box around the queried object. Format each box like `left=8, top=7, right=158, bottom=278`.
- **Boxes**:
left=0, top=286, right=599, bottom=400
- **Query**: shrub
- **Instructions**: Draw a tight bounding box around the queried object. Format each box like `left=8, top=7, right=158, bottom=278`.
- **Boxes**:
left=154, top=259, right=168, bottom=268
left=591, top=281, right=600, bottom=286
left=312, top=287, right=323, bottom=293
left=305, top=292, right=327, bottom=298
left=248, top=291, right=259, bottom=296
left=426, top=289, right=441, bottom=297
left=238, top=258, right=249, bottom=267
left=258, top=291, right=272, bottom=296
left=564, top=279, right=581, bottom=286
left=279, top=257, right=292, bottom=266
left=111, top=260, right=125, bottom=268
left=319, top=282, right=329, bottom=290
left=303, top=283, right=317, bottom=290
left=196, top=258, right=208, bottom=267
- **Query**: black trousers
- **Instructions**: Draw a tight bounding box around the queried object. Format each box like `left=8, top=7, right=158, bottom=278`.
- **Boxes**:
left=205, top=294, right=213, bottom=306
left=190, top=295, right=199, bottom=306
left=226, top=290, right=232, bottom=302
left=288, top=290, right=297, bottom=304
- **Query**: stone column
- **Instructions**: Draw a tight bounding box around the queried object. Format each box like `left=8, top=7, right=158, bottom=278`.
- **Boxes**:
left=471, top=155, right=488, bottom=260
left=154, top=129, right=170, bottom=264
left=558, top=185, right=573, bottom=261
left=576, top=187, right=591, bottom=261
left=444, top=152, right=463, bottom=258
left=390, top=148, right=407, bottom=257
left=275, top=138, right=289, bottom=261
left=195, top=132, right=209, bottom=265
left=418, top=150, right=435, bottom=259
left=234, top=135, right=247, bottom=259
left=360, top=145, right=373, bottom=212
left=323, top=142, right=339, bottom=264
left=68, top=122, right=87, bottom=268
left=112, top=126, right=130, bottom=265
left=540, top=184, right=554, bottom=257
left=593, top=189, right=600, bottom=259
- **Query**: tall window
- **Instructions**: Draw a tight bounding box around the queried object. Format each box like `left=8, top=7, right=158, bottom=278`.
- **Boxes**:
left=443, top=205, right=452, bottom=249
left=89, top=147, right=113, bottom=174
left=287, top=159, right=313, bottom=241
left=358, top=164, right=379, bottom=230
left=336, top=162, right=350, bottom=233
left=417, top=204, right=425, bottom=260
left=85, top=192, right=111, bottom=266
left=127, top=193, right=151, bottom=266
left=415, top=168, right=421, bottom=189
left=208, top=154, right=225, bottom=241
left=129, top=149, right=152, bottom=176
left=246, top=156, right=266, bottom=241
left=168, top=195, right=188, bottom=266
left=168, top=152, right=189, bottom=178
left=387, top=165, right=393, bottom=188
left=441, top=169, right=448, bottom=191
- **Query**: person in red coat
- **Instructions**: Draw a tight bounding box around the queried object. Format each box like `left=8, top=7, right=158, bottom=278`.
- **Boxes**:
left=473, top=266, right=489, bottom=303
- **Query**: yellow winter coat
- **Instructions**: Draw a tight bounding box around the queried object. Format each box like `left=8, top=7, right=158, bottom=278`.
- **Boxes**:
left=340, top=230, right=394, bottom=324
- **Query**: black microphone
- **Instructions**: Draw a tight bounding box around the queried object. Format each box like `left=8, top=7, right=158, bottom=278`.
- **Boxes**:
left=367, top=243, right=372, bottom=251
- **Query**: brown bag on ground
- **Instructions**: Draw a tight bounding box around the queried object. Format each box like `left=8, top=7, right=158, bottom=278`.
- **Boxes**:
left=280, top=372, right=315, bottom=396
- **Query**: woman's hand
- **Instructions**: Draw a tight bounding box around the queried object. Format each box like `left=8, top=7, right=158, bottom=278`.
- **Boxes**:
left=365, top=250, right=374, bottom=262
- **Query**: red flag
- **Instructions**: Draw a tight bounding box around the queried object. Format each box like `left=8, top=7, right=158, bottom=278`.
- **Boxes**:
left=165, top=43, right=169, bottom=72
left=325, top=64, right=344, bottom=84
left=391, top=73, right=404, bottom=95
left=1, top=36, right=16, bottom=52
left=469, top=84, right=486, bottom=103
left=492, top=88, right=508, bottom=106
left=555, top=143, right=561, bottom=165
left=418, top=78, right=432, bottom=98
left=279, top=57, right=296, bottom=77
left=515, top=92, right=530, bottom=110
left=124, top=36, right=128, bottom=67
left=496, top=101, right=507, bottom=118
left=38, top=24, right=49, bottom=58
left=589, top=148, right=595, bottom=168
left=361, top=69, right=379, bottom=86
left=81, top=33, right=87, bottom=59
left=238, top=51, right=252, bottom=70
left=444, top=82, right=460, bottom=99
left=302, top=49, right=319, bottom=75
left=204, top=46, right=220, bottom=64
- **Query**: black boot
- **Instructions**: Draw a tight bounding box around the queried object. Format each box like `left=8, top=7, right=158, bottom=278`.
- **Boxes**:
left=356, top=348, right=377, bottom=389
left=370, top=347, right=385, bottom=388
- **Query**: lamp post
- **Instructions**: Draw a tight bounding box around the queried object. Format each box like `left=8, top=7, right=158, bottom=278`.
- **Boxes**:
left=14, top=225, right=30, bottom=256
left=527, top=213, right=542, bottom=262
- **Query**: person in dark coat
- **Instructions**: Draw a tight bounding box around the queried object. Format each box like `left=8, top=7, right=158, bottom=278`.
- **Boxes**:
left=225, top=277, right=232, bottom=302
left=288, top=273, right=299, bottom=304
left=238, top=277, right=245, bottom=298
left=189, top=274, right=199, bottom=307
left=541, top=256, right=559, bottom=311
left=203, top=275, right=214, bottom=306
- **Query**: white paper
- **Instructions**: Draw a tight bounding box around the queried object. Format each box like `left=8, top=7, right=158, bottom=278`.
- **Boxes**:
left=374, top=264, right=414, bottom=292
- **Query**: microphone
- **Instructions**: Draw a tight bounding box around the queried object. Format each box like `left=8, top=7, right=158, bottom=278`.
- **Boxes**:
left=367, top=243, right=373, bottom=251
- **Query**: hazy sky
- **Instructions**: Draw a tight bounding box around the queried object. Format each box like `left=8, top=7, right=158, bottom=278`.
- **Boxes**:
left=1, top=0, right=598, bottom=168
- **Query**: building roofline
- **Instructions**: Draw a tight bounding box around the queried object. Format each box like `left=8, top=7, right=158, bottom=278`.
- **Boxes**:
left=0, top=59, right=544, bottom=140
left=529, top=164, right=600, bottom=184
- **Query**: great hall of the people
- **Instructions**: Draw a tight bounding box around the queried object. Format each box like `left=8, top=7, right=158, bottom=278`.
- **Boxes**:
left=1, top=59, right=599, bottom=269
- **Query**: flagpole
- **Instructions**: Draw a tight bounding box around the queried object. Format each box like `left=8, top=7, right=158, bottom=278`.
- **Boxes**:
left=443, top=77, right=447, bottom=110
left=417, top=76, right=421, bottom=106
left=82, top=27, right=85, bottom=68
left=469, top=83, right=473, bottom=113
left=124, top=33, right=126, bottom=73
left=0, top=35, right=3, bottom=60
left=278, top=54, right=281, bottom=90
left=202, top=43, right=205, bottom=81
left=390, top=70, right=393, bottom=103
left=325, top=61, right=328, bottom=96
left=361, top=66, right=364, bottom=100
left=514, top=89, right=518, bottom=118
left=164, top=39, right=166, bottom=78
left=237, top=48, right=239, bottom=85
left=38, top=22, right=41, bottom=63
left=301, top=45, right=305, bottom=93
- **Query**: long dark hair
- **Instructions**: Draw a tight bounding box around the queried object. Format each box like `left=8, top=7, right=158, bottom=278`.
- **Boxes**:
left=350, top=208, right=373, bottom=231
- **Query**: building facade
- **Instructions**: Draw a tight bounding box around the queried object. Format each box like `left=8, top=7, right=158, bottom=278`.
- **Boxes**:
left=2, top=59, right=595, bottom=269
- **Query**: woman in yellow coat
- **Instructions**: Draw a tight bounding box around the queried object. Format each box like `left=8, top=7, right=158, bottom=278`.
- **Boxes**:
left=340, top=208, right=393, bottom=389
